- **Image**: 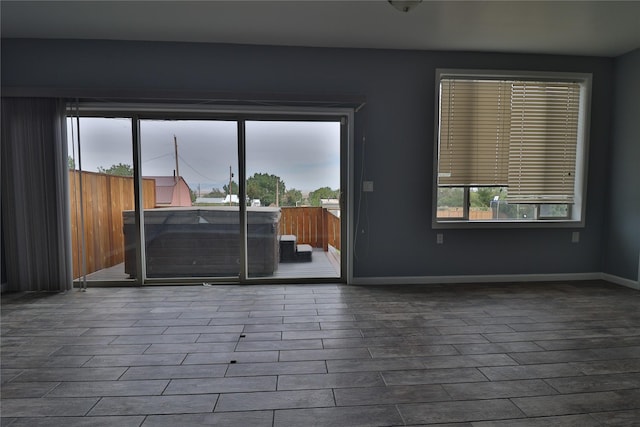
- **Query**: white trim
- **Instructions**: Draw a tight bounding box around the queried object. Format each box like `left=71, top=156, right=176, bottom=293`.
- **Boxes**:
left=72, top=102, right=355, bottom=117
left=432, top=69, right=591, bottom=229
left=351, top=272, right=601, bottom=286
left=346, top=110, right=355, bottom=285
left=436, top=69, right=593, bottom=82
left=600, top=273, right=640, bottom=291
left=68, top=103, right=353, bottom=285
left=350, top=272, right=640, bottom=291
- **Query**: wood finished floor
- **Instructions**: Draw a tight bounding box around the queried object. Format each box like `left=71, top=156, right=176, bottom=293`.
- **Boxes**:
left=2, top=280, right=640, bottom=426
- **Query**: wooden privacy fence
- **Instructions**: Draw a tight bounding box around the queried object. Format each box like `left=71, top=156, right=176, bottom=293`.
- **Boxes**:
left=69, top=170, right=156, bottom=279
left=437, top=208, right=494, bottom=220
left=70, top=177, right=339, bottom=279
left=279, top=207, right=341, bottom=252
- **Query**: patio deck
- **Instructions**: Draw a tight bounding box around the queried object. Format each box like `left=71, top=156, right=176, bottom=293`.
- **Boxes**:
left=274, top=248, right=340, bottom=279
left=82, top=248, right=340, bottom=282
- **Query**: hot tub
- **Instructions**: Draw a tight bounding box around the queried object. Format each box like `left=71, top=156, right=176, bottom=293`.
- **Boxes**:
left=123, top=207, right=280, bottom=278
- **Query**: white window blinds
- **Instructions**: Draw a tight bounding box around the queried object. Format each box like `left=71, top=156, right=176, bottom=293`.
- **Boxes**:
left=438, top=79, right=511, bottom=187
left=437, top=78, right=581, bottom=204
left=507, top=81, right=580, bottom=203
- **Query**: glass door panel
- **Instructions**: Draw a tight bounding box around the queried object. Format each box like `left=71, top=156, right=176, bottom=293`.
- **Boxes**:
left=67, top=117, right=135, bottom=283
left=139, top=119, right=239, bottom=279
left=245, top=120, right=342, bottom=280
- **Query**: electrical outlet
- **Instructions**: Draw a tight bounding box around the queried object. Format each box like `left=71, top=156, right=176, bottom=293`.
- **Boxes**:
left=572, top=231, right=580, bottom=243
left=436, top=233, right=444, bottom=244
left=363, top=181, right=374, bottom=192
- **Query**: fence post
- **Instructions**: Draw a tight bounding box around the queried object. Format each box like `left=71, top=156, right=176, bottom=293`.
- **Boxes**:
left=321, top=208, right=329, bottom=251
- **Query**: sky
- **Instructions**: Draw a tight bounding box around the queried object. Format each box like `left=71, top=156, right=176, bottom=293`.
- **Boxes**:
left=67, top=117, right=341, bottom=194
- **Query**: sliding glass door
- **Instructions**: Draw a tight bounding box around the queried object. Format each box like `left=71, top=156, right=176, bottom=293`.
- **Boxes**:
left=68, top=108, right=348, bottom=285
left=67, top=116, right=136, bottom=283
left=245, top=120, right=342, bottom=280
left=139, top=119, right=240, bottom=279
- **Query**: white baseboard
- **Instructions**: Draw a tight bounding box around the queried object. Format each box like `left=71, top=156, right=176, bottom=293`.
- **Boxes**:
left=351, top=272, right=602, bottom=286
left=600, top=273, right=640, bottom=290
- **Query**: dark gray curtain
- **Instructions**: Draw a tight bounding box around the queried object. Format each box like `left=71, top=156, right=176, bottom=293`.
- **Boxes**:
left=1, top=98, right=72, bottom=292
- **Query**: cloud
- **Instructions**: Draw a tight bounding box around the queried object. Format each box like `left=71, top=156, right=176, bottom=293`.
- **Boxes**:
left=68, top=118, right=340, bottom=193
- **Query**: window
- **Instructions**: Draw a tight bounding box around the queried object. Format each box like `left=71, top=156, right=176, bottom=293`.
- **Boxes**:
left=433, top=70, right=591, bottom=227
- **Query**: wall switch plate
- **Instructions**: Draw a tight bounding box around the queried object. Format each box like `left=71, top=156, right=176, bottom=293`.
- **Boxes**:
left=436, top=233, right=444, bottom=244
left=572, top=231, right=580, bottom=243
left=363, top=181, right=374, bottom=192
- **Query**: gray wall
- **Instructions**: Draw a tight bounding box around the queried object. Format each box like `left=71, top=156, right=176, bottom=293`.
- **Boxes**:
left=604, top=48, right=640, bottom=282
left=1, top=39, right=617, bottom=280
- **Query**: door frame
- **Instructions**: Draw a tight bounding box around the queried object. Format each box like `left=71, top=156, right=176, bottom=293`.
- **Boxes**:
left=69, top=103, right=354, bottom=285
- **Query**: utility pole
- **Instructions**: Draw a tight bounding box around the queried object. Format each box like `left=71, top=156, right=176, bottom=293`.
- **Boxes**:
left=229, top=165, right=234, bottom=206
left=276, top=177, right=279, bottom=207
left=174, top=135, right=181, bottom=205
left=174, top=135, right=180, bottom=183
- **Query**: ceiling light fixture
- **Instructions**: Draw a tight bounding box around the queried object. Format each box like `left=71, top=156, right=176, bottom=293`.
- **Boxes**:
left=388, top=0, right=423, bottom=13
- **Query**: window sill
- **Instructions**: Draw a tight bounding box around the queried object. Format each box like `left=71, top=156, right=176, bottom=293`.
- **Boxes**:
left=432, top=219, right=585, bottom=229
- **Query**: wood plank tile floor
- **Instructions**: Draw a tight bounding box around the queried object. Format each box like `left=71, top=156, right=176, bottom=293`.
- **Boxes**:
left=2, top=280, right=639, bottom=426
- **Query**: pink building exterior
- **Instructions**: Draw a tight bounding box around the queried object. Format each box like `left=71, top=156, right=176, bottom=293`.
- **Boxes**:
left=146, top=176, right=192, bottom=207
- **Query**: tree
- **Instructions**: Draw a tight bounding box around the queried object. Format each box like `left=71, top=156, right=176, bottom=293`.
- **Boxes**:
left=308, top=186, right=339, bottom=207
left=282, top=188, right=303, bottom=207
left=68, top=156, right=76, bottom=170
left=437, top=187, right=463, bottom=208
left=205, top=188, right=226, bottom=198
left=246, top=173, right=285, bottom=207
left=97, top=163, right=133, bottom=176
left=223, top=180, right=238, bottom=195
left=470, top=187, right=500, bottom=208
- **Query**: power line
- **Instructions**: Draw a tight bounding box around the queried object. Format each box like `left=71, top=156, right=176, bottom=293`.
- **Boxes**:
left=177, top=154, right=219, bottom=182
left=142, top=152, right=173, bottom=163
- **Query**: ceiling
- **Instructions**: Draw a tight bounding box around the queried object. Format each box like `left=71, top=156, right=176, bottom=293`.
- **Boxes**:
left=2, top=1, right=639, bottom=57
